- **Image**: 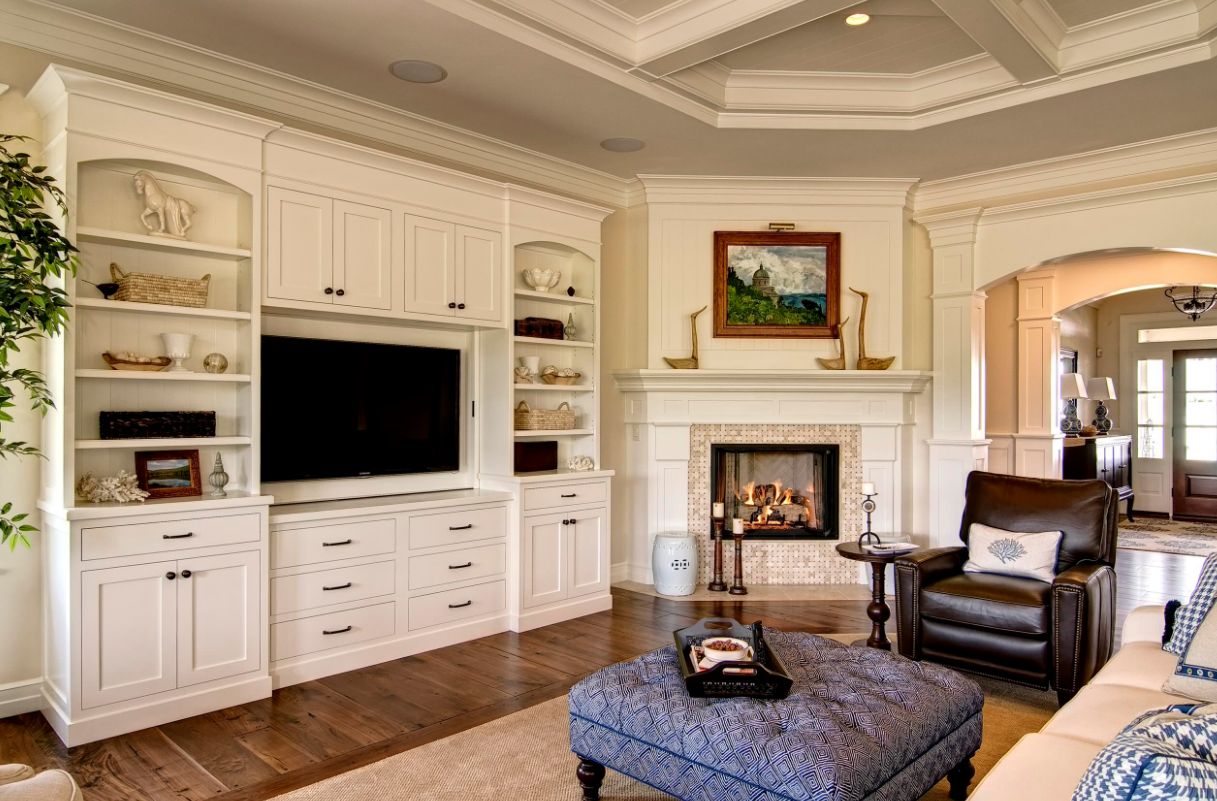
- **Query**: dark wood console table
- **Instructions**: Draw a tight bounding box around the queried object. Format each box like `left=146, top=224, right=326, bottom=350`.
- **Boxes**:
left=1062, top=434, right=1134, bottom=520
left=835, top=542, right=917, bottom=651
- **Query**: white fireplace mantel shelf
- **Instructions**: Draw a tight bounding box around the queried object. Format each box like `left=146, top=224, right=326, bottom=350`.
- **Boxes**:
left=612, top=369, right=932, bottom=394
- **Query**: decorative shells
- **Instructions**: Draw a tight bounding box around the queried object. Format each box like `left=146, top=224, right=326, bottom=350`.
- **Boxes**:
left=522, top=267, right=561, bottom=292
left=568, top=456, right=595, bottom=472
left=540, top=365, right=581, bottom=385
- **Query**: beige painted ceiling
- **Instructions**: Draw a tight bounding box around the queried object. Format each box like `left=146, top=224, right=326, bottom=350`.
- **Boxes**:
left=2, top=0, right=1216, bottom=183
left=1046, top=0, right=1160, bottom=27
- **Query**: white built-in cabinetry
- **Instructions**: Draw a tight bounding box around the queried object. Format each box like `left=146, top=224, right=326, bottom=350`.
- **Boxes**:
left=27, top=66, right=613, bottom=745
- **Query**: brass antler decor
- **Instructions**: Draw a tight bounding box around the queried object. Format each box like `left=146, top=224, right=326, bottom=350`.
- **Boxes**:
left=815, top=316, right=849, bottom=370
left=664, top=305, right=707, bottom=369
left=850, top=287, right=895, bottom=370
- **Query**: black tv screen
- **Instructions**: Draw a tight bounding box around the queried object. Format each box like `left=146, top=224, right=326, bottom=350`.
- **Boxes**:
left=261, top=336, right=461, bottom=482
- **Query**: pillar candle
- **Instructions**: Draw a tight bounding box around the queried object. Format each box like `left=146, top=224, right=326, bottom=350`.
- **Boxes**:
left=732, top=518, right=744, bottom=534
left=712, top=502, right=725, bottom=518
left=861, top=482, right=876, bottom=496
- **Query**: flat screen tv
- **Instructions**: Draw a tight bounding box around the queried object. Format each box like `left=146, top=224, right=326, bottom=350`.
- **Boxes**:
left=261, top=336, right=461, bottom=482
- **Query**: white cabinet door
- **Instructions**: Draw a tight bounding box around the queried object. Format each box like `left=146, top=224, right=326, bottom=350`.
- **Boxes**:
left=455, top=226, right=502, bottom=324
left=177, top=551, right=261, bottom=688
left=267, top=187, right=334, bottom=304
left=567, top=508, right=609, bottom=599
left=333, top=200, right=392, bottom=311
left=402, top=215, right=456, bottom=317
left=81, top=561, right=177, bottom=708
left=522, top=513, right=567, bottom=609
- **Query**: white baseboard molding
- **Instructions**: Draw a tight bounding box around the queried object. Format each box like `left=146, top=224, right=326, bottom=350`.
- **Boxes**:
left=271, top=613, right=510, bottom=689
left=610, top=562, right=632, bottom=584
left=510, top=594, right=613, bottom=633
left=0, top=679, right=43, bottom=720
left=610, top=562, right=652, bottom=586
left=42, top=674, right=272, bottom=747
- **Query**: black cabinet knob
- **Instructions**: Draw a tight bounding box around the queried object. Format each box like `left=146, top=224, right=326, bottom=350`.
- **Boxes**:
left=448, top=302, right=457, bottom=309
left=336, top=289, right=345, bottom=297
left=180, top=570, right=192, bottom=579
left=324, top=287, right=334, bottom=295
left=457, top=303, right=466, bottom=309
left=165, top=571, right=176, bottom=580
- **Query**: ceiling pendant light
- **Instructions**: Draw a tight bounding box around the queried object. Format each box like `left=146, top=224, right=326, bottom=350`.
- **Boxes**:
left=1165, top=285, right=1217, bottom=321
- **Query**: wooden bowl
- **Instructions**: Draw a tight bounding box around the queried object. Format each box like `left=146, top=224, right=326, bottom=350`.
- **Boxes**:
left=102, top=352, right=172, bottom=372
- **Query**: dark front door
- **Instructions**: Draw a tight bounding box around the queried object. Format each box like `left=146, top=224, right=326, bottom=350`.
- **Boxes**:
left=1173, top=349, right=1217, bottom=519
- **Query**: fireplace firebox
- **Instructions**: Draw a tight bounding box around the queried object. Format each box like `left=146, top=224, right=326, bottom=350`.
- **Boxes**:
left=710, top=444, right=839, bottom=540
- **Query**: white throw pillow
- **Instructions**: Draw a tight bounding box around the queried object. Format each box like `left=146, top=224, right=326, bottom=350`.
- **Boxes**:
left=962, top=523, right=1063, bottom=583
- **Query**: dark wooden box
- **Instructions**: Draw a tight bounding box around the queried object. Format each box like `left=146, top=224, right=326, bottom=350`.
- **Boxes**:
left=100, top=411, right=217, bottom=440
left=514, top=317, right=565, bottom=339
left=673, top=618, right=793, bottom=699
left=514, top=440, right=558, bottom=473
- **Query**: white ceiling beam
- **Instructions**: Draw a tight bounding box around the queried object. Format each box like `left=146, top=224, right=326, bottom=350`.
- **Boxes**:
left=631, top=0, right=866, bottom=79
left=931, top=0, right=1058, bottom=82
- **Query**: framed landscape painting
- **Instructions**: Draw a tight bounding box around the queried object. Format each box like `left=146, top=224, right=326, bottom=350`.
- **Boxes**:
left=712, top=231, right=840, bottom=338
left=135, top=449, right=202, bottom=499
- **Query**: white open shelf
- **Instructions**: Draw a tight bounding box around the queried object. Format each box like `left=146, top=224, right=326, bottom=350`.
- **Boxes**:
left=76, top=436, right=252, bottom=450
left=514, top=429, right=594, bottom=438
left=513, top=336, right=593, bottom=349
left=76, top=369, right=252, bottom=383
left=76, top=226, right=252, bottom=260
left=514, top=289, right=594, bottom=306
left=74, top=297, right=252, bottom=320
left=514, top=383, right=594, bottom=392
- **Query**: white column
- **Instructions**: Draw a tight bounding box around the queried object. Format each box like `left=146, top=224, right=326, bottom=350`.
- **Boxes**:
left=1014, top=270, right=1064, bottom=477
left=919, top=209, right=990, bottom=548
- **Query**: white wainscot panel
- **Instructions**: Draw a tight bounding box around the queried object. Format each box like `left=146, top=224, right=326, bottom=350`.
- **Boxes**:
left=685, top=399, right=778, bottom=420
left=987, top=436, right=1015, bottom=474
left=654, top=426, right=691, bottom=462
left=860, top=425, right=898, bottom=461
left=658, top=463, right=689, bottom=533
left=860, top=463, right=895, bottom=534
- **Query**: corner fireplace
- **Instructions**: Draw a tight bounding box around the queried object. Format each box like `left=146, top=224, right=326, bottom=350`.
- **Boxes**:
left=710, top=444, right=839, bottom=540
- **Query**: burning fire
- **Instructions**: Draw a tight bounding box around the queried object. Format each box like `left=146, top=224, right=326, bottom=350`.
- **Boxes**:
left=731, top=479, right=820, bottom=529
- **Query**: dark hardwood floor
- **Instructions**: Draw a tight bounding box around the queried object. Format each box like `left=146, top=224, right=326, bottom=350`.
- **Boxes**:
left=0, top=547, right=1201, bottom=801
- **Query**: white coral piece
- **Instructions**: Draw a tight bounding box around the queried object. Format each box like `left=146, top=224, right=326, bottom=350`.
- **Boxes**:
left=76, top=471, right=150, bottom=503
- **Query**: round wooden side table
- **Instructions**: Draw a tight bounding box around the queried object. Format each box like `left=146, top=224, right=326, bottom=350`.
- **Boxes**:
left=835, top=542, right=917, bottom=651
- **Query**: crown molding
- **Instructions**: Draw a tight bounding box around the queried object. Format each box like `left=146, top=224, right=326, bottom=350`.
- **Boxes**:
left=505, top=184, right=615, bottom=222
left=637, top=174, right=917, bottom=206
left=1, top=0, right=633, bottom=207
left=914, top=127, right=1217, bottom=213
left=612, top=368, right=932, bottom=394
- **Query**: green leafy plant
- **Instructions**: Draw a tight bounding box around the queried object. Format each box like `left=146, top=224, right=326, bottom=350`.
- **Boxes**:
left=0, top=134, right=76, bottom=550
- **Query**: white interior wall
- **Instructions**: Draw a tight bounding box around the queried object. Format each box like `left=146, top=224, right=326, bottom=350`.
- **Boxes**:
left=0, top=87, right=48, bottom=699
left=1094, top=290, right=1180, bottom=429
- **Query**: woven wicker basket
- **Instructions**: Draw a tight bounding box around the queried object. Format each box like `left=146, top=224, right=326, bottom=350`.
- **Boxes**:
left=514, top=401, right=576, bottom=431
left=110, top=262, right=210, bottom=308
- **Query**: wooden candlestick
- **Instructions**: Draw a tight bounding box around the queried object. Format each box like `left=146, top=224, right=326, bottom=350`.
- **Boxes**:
left=729, top=528, right=748, bottom=595
left=709, top=517, right=727, bottom=591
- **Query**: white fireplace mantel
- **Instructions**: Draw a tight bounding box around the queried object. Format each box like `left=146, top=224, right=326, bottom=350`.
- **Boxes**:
left=613, top=369, right=932, bottom=395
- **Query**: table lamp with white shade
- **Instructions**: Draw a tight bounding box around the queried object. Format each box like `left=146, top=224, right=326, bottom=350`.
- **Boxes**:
left=1061, top=372, right=1088, bottom=436
left=1086, top=376, right=1117, bottom=435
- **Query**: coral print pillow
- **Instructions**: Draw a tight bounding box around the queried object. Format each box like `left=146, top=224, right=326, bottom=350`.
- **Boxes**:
left=963, top=523, right=1063, bottom=583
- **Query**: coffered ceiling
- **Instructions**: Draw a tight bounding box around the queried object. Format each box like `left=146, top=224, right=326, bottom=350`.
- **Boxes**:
left=2, top=0, right=1217, bottom=187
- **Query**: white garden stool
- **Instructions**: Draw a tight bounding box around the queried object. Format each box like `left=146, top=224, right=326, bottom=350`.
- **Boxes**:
left=652, top=532, right=698, bottom=596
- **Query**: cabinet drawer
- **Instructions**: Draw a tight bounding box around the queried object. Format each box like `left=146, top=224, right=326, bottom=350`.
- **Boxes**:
left=81, top=513, right=260, bottom=561
left=408, top=506, right=505, bottom=550
left=408, top=580, right=505, bottom=631
left=271, top=560, right=396, bottom=616
left=271, top=518, right=395, bottom=569
left=408, top=543, right=505, bottom=591
left=271, top=601, right=395, bottom=661
left=522, top=482, right=606, bottom=512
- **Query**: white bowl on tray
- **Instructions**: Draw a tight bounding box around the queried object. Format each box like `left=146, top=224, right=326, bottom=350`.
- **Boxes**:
left=701, top=637, right=752, bottom=664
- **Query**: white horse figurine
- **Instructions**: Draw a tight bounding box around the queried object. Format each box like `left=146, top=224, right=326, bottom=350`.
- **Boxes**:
left=133, top=170, right=196, bottom=239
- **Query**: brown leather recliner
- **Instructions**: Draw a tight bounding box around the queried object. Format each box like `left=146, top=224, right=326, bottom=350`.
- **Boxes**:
left=894, top=471, right=1118, bottom=704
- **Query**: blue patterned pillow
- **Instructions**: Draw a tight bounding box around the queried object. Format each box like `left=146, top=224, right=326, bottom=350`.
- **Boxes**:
left=1166, top=553, right=1217, bottom=656
left=1073, top=703, right=1217, bottom=800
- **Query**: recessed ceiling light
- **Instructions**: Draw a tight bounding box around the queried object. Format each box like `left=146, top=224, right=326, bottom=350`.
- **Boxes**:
left=845, top=13, right=870, bottom=25
left=600, top=137, right=646, bottom=153
left=389, top=60, right=448, bottom=84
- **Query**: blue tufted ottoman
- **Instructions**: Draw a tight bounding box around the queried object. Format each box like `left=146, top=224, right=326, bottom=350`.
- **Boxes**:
left=569, top=630, right=983, bottom=801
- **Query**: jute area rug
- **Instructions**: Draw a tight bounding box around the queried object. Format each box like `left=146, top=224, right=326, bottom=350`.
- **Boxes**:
left=274, top=642, right=1056, bottom=800
left=1119, top=518, right=1217, bottom=556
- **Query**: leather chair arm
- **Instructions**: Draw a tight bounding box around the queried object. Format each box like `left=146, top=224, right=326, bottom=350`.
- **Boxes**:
left=1052, top=561, right=1117, bottom=698
left=893, top=547, right=967, bottom=661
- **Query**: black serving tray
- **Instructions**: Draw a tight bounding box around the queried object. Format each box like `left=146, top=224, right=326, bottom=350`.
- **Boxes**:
left=673, top=618, right=793, bottom=699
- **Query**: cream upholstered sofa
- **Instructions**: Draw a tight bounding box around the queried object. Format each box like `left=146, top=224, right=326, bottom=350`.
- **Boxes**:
left=971, top=604, right=1190, bottom=799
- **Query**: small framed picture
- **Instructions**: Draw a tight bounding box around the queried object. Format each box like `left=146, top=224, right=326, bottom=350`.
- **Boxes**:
left=135, top=449, right=202, bottom=499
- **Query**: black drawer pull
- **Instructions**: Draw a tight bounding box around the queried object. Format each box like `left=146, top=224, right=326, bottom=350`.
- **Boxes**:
left=323, top=625, right=352, bottom=635
left=560, top=493, right=577, bottom=498
left=448, top=600, right=473, bottom=609
left=322, top=582, right=352, bottom=591
left=322, top=539, right=353, bottom=547
left=448, top=562, right=473, bottom=570
left=448, top=524, right=473, bottom=531
left=162, top=532, right=194, bottom=540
